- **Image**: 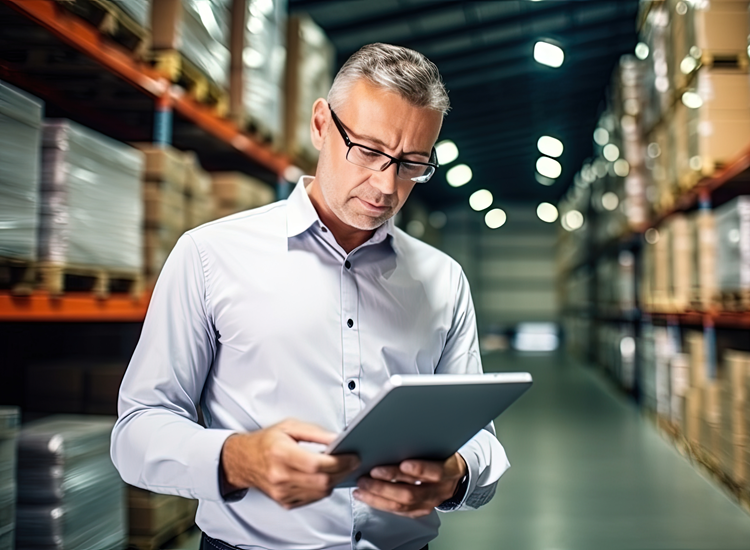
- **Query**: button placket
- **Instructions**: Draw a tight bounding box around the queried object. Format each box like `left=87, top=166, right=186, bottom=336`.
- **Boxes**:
left=340, top=253, right=361, bottom=426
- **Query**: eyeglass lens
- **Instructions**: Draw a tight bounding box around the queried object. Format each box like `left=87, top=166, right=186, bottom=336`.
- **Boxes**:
left=347, top=146, right=435, bottom=183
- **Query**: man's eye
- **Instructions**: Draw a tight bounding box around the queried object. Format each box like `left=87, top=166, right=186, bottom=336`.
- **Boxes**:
left=359, top=150, right=382, bottom=159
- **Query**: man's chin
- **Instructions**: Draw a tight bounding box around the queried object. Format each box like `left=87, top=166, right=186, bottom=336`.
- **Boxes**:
left=342, top=210, right=391, bottom=231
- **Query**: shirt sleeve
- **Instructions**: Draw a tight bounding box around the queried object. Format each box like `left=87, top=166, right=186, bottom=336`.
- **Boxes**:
left=434, top=267, right=510, bottom=512
left=110, top=233, right=236, bottom=502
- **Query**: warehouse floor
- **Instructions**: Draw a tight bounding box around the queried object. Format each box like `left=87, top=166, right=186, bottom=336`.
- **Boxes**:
left=164, top=352, right=750, bottom=550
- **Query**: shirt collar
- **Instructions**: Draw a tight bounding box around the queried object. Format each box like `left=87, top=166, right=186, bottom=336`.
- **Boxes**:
left=286, top=176, right=395, bottom=245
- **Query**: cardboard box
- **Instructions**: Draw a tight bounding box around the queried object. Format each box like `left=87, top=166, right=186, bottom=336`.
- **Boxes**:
left=667, top=214, right=692, bottom=311
left=131, top=144, right=187, bottom=192
left=695, top=1, right=750, bottom=55
left=690, top=210, right=718, bottom=310
left=143, top=182, right=186, bottom=230
left=211, top=172, right=275, bottom=216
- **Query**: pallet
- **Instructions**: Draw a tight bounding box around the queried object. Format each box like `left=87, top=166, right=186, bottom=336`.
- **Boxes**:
left=39, top=262, right=144, bottom=298
left=719, top=290, right=750, bottom=312
left=0, top=257, right=36, bottom=296
left=127, top=513, right=195, bottom=550
left=700, top=51, right=749, bottom=72
left=151, top=50, right=229, bottom=116
left=55, top=0, right=149, bottom=58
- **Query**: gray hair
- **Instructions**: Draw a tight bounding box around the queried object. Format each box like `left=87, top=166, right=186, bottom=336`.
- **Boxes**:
left=327, top=43, right=450, bottom=116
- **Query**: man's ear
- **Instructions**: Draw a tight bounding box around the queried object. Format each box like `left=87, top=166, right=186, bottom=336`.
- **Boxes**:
left=310, top=98, right=329, bottom=152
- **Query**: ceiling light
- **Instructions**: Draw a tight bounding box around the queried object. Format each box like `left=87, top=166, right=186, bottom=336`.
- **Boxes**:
left=614, top=159, right=630, bottom=177
left=485, top=208, right=507, bottom=229
left=535, top=173, right=555, bottom=186
left=645, top=228, right=660, bottom=244
left=680, top=55, right=698, bottom=74
left=602, top=192, right=620, bottom=211
left=537, top=136, right=563, bottom=158
left=534, top=41, right=564, bottom=68
left=406, top=220, right=425, bottom=238
left=682, top=91, right=703, bottom=109
left=537, top=202, right=559, bottom=223
left=635, top=42, right=649, bottom=60
left=536, top=157, right=562, bottom=179
left=593, top=128, right=609, bottom=146
left=603, top=144, right=620, bottom=162
left=562, top=210, right=584, bottom=231
left=469, top=189, right=493, bottom=211
left=446, top=164, right=472, bottom=187
left=435, top=140, right=459, bottom=165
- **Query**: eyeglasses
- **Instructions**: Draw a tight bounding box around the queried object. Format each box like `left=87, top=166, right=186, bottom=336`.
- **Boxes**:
left=328, top=104, right=438, bottom=184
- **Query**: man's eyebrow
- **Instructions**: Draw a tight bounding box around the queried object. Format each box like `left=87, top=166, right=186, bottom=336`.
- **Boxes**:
left=347, top=126, right=432, bottom=159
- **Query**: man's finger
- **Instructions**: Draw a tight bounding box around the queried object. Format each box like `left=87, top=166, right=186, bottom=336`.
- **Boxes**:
left=352, top=488, right=432, bottom=518
left=278, top=419, right=338, bottom=446
left=284, top=442, right=360, bottom=475
left=369, top=466, right=423, bottom=485
left=399, top=460, right=444, bottom=483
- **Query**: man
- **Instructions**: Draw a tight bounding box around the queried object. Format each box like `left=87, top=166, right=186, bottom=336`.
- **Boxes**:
left=112, top=43, right=509, bottom=550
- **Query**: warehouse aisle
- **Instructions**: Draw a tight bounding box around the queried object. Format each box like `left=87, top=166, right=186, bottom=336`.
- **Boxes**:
left=432, top=352, right=750, bottom=550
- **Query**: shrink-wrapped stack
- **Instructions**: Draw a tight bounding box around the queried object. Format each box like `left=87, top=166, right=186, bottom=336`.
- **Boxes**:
left=715, top=196, right=750, bottom=307
left=231, top=0, right=287, bottom=142
left=666, top=214, right=691, bottom=311
left=689, top=209, right=718, bottom=310
left=682, top=330, right=706, bottom=445
left=285, top=14, right=334, bottom=163
left=184, top=151, right=214, bottom=230
left=211, top=172, right=275, bottom=218
left=117, top=0, right=151, bottom=28
left=132, top=143, right=188, bottom=281
left=127, top=486, right=197, bottom=547
left=39, top=120, right=143, bottom=272
left=719, top=351, right=750, bottom=486
left=0, top=80, right=43, bottom=261
left=0, top=408, right=19, bottom=550
left=16, top=416, right=126, bottom=550
left=182, top=0, right=231, bottom=88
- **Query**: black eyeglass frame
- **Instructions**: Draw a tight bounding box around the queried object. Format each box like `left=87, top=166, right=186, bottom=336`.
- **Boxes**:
left=328, top=104, right=439, bottom=183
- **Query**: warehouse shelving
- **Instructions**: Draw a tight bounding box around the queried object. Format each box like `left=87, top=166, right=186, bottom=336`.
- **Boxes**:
left=0, top=291, right=150, bottom=322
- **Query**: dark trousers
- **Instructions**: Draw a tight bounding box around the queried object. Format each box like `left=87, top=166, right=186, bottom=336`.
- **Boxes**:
left=201, top=532, right=428, bottom=550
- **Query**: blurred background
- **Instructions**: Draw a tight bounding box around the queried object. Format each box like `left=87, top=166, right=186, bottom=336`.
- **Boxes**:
left=1, top=0, right=750, bottom=548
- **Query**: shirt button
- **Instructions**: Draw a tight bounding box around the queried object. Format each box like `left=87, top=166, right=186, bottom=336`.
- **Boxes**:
left=355, top=531, right=362, bottom=542
left=345, top=260, right=351, bottom=269
left=321, top=226, right=328, bottom=232
left=347, top=319, right=354, bottom=328
left=348, top=380, right=356, bottom=390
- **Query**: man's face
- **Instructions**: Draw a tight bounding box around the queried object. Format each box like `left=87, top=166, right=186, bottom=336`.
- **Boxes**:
left=311, top=80, right=443, bottom=231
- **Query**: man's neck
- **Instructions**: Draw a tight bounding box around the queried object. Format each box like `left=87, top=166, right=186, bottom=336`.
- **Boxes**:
left=306, top=180, right=375, bottom=254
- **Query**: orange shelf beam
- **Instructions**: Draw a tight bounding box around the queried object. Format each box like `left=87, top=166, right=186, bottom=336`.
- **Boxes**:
left=0, top=292, right=151, bottom=322
left=2, top=0, right=290, bottom=176
left=647, top=311, right=750, bottom=329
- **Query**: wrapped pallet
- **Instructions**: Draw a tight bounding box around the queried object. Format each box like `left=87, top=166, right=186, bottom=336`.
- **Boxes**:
left=0, top=408, right=19, bottom=550
left=667, top=214, right=692, bottom=311
left=211, top=172, right=275, bottom=218
left=230, top=0, right=287, bottom=142
left=118, top=0, right=151, bottom=29
left=689, top=209, right=718, bottom=310
left=719, top=351, right=750, bottom=485
left=39, top=120, right=143, bottom=293
left=183, top=151, right=214, bottom=230
left=700, top=381, right=721, bottom=463
left=285, top=14, right=335, bottom=164
left=132, top=143, right=188, bottom=283
left=127, top=486, right=197, bottom=549
left=0, top=80, right=43, bottom=262
left=16, top=416, right=126, bottom=550
left=715, top=196, right=750, bottom=308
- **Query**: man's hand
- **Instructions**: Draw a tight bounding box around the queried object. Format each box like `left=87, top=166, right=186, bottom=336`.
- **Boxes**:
left=220, top=419, right=360, bottom=510
left=353, top=453, right=467, bottom=518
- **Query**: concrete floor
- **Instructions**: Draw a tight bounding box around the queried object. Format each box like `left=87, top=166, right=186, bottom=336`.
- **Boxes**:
left=432, top=352, right=750, bottom=550
left=165, top=352, right=750, bottom=549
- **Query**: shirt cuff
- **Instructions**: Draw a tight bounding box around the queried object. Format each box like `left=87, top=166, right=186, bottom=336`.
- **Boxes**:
left=185, top=428, right=238, bottom=501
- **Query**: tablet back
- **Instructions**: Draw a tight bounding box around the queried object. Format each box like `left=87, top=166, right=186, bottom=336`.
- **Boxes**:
left=328, top=373, right=532, bottom=487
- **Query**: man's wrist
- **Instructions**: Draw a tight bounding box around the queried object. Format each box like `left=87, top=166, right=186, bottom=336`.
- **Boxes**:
left=436, top=454, right=469, bottom=510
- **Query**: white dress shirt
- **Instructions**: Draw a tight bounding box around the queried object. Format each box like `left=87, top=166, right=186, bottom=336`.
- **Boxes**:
left=111, top=176, right=509, bottom=550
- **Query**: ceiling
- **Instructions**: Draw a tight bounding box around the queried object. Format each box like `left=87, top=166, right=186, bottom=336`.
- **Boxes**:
left=289, top=0, right=640, bottom=211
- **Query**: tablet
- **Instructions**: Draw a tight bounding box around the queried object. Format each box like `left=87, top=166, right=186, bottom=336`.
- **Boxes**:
left=326, top=372, right=532, bottom=488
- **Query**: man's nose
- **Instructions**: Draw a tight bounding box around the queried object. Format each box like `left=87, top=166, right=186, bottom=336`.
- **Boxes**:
left=369, top=162, right=399, bottom=196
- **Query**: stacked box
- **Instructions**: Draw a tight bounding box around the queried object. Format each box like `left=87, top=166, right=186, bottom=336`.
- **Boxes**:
left=0, top=408, right=19, bottom=550
left=127, top=486, right=197, bottom=544
left=652, top=226, right=671, bottom=311
left=689, top=209, right=718, bottom=310
left=682, top=330, right=706, bottom=444
left=184, top=152, right=214, bottom=230
left=229, top=0, right=287, bottom=142
left=132, top=144, right=188, bottom=282
left=670, top=353, right=690, bottom=424
left=715, top=196, right=750, bottom=301
left=285, top=14, right=335, bottom=163
left=719, top=351, right=750, bottom=485
left=16, top=416, right=126, bottom=550
left=0, top=80, right=43, bottom=261
left=700, top=381, right=722, bottom=463
left=667, top=214, right=692, bottom=311
left=640, top=323, right=658, bottom=412
left=25, top=361, right=127, bottom=416
left=211, top=172, right=275, bottom=218
left=39, top=120, right=144, bottom=271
